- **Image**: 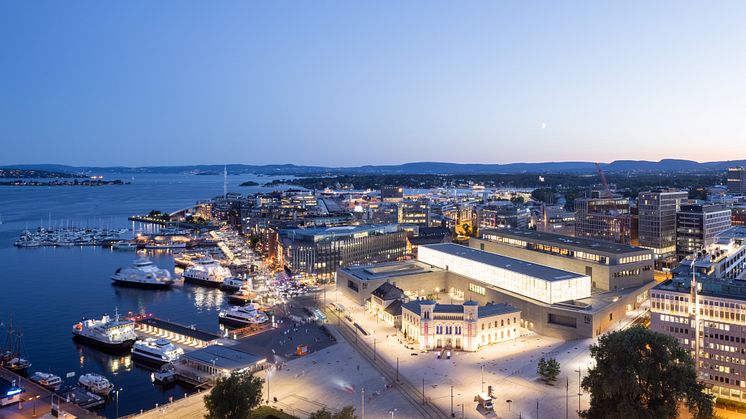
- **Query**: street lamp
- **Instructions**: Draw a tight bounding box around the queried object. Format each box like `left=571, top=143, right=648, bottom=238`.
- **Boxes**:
left=506, top=399, right=512, bottom=412
left=389, top=408, right=397, bottom=418
left=574, top=368, right=582, bottom=414
left=114, top=388, right=123, bottom=418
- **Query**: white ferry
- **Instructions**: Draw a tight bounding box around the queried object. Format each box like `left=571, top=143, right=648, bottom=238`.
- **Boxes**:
left=131, top=338, right=184, bottom=364
left=72, top=310, right=137, bottom=351
left=111, top=257, right=174, bottom=289
left=182, top=257, right=231, bottom=287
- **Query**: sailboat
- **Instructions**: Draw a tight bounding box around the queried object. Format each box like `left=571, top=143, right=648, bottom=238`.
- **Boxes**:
left=1, top=321, right=32, bottom=375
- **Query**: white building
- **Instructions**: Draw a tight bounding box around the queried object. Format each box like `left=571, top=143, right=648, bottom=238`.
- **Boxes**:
left=401, top=300, right=520, bottom=352
left=418, top=243, right=591, bottom=304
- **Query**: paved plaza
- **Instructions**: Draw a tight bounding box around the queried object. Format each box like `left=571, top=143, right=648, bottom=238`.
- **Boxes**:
left=328, top=287, right=650, bottom=419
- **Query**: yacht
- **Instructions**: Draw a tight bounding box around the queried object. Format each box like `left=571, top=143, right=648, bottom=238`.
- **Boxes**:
left=152, top=363, right=177, bottom=384
left=30, top=372, right=63, bottom=391
left=72, top=310, right=137, bottom=351
left=78, top=373, right=114, bottom=396
left=218, top=303, right=269, bottom=327
left=220, top=276, right=249, bottom=292
left=182, top=257, right=231, bottom=287
left=111, top=257, right=174, bottom=289
left=112, top=241, right=138, bottom=251
left=131, top=338, right=184, bottom=365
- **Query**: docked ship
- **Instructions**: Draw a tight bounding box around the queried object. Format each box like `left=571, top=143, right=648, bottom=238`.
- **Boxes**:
left=112, top=241, right=138, bottom=251
left=220, top=276, right=250, bottom=292
left=1, top=323, right=32, bottom=375
left=182, top=257, right=231, bottom=287
left=218, top=303, right=269, bottom=327
left=111, top=257, right=174, bottom=289
left=78, top=373, right=114, bottom=396
left=131, top=338, right=184, bottom=365
left=30, top=372, right=63, bottom=391
left=72, top=310, right=137, bottom=351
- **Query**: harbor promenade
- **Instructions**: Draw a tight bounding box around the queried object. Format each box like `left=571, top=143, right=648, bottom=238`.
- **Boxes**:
left=0, top=368, right=98, bottom=419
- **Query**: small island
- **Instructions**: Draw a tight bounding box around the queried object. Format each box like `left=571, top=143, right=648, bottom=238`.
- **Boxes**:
left=239, top=181, right=259, bottom=187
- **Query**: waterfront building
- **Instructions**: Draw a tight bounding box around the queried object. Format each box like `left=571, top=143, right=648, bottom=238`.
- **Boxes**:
left=676, top=204, right=732, bottom=260
left=476, top=204, right=530, bottom=229
left=281, top=224, right=407, bottom=280
left=401, top=300, right=520, bottom=352
left=637, top=189, right=689, bottom=268
left=574, top=194, right=633, bottom=244
left=471, top=228, right=653, bottom=291
left=175, top=345, right=266, bottom=384
left=727, top=167, right=746, bottom=196
left=0, top=377, right=23, bottom=407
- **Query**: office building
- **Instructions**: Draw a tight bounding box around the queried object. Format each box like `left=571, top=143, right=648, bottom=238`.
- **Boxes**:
left=574, top=195, right=633, bottom=244
left=733, top=205, right=746, bottom=226
left=281, top=224, right=407, bottom=280
left=651, top=240, right=746, bottom=403
left=638, top=189, right=689, bottom=268
left=676, top=204, right=732, bottom=259
left=381, top=186, right=404, bottom=202
left=727, top=167, right=746, bottom=196
left=536, top=204, right=576, bottom=237
left=477, top=205, right=530, bottom=229
left=401, top=300, right=520, bottom=352
left=678, top=227, right=746, bottom=280
left=399, top=199, right=430, bottom=225
left=471, top=229, right=654, bottom=291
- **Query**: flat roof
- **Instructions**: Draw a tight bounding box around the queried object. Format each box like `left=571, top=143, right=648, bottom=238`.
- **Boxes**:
left=341, top=261, right=437, bottom=281
left=479, top=228, right=648, bottom=255
left=284, top=224, right=400, bottom=240
left=137, top=317, right=220, bottom=342
left=184, top=345, right=266, bottom=370
left=421, top=243, right=586, bottom=282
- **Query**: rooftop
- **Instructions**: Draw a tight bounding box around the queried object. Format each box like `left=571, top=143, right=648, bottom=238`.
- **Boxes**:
left=420, top=243, right=586, bottom=282
left=137, top=317, right=220, bottom=343
left=341, top=261, right=438, bottom=281
left=283, top=224, right=400, bottom=241
left=400, top=300, right=519, bottom=318
left=184, top=345, right=266, bottom=371
left=479, top=228, right=648, bottom=255
left=371, top=282, right=405, bottom=301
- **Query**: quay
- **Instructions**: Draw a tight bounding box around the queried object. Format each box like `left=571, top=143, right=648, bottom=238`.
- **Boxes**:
left=0, top=366, right=99, bottom=418
left=132, top=316, right=220, bottom=348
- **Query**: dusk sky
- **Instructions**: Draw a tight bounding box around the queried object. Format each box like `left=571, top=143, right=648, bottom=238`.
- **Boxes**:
left=2, top=1, right=746, bottom=167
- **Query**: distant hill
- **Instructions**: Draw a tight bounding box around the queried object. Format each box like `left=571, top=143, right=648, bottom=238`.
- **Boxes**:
left=3, top=159, right=746, bottom=176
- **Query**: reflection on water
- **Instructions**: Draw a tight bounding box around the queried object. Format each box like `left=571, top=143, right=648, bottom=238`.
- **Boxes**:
left=74, top=343, right=134, bottom=377
left=189, top=285, right=225, bottom=311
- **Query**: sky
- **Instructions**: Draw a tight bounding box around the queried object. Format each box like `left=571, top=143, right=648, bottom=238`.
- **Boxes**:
left=2, top=1, right=746, bottom=167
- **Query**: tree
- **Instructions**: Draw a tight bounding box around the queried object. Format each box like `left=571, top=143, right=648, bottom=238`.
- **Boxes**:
left=581, top=326, right=713, bottom=419
left=530, top=188, right=554, bottom=203
left=308, top=406, right=357, bottom=419
left=510, top=196, right=525, bottom=205
left=537, top=357, right=560, bottom=383
left=204, top=371, right=264, bottom=419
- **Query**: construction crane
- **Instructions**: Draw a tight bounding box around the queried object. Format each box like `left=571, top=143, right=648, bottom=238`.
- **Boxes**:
left=595, top=162, right=612, bottom=198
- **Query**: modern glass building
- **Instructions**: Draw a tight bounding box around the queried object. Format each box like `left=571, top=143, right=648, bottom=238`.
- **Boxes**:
left=574, top=196, right=633, bottom=244
left=281, top=224, right=407, bottom=280
left=676, top=204, right=732, bottom=259
left=637, top=189, right=689, bottom=268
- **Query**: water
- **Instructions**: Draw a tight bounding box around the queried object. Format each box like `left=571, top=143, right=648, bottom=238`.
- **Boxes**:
left=0, top=173, right=292, bottom=417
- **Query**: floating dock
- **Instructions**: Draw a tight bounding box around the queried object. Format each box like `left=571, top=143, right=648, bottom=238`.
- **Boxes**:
left=61, top=387, right=106, bottom=410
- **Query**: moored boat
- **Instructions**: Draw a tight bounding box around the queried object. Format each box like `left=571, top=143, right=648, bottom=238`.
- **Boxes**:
left=78, top=373, right=114, bottom=396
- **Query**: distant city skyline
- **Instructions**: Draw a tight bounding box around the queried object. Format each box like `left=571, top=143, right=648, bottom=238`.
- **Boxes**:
left=2, top=1, right=746, bottom=166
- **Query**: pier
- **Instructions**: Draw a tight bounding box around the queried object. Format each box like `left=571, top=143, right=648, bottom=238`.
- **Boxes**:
left=132, top=316, right=220, bottom=348
left=0, top=367, right=99, bottom=418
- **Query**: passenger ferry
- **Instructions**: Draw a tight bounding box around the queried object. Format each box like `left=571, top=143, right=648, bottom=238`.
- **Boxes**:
left=220, top=276, right=250, bottom=292
left=78, top=373, right=114, bottom=396
left=131, top=338, right=184, bottom=365
left=218, top=303, right=269, bottom=327
left=72, top=309, right=138, bottom=351
left=182, top=257, right=231, bottom=287
left=111, top=257, right=174, bottom=289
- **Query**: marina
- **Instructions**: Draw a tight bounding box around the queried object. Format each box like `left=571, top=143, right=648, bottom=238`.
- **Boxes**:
left=0, top=172, right=291, bottom=417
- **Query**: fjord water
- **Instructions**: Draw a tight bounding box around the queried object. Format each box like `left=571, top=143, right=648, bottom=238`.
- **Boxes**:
left=0, top=173, right=287, bottom=417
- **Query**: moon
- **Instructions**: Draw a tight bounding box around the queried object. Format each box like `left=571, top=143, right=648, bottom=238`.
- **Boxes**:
left=541, top=122, right=547, bottom=129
